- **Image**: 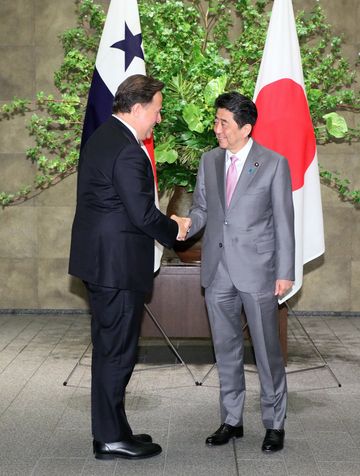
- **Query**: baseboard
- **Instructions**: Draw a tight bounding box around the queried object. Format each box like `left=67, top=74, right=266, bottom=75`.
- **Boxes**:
left=0, top=308, right=359, bottom=316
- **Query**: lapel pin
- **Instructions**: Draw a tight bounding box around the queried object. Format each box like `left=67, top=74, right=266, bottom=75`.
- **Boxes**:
left=248, top=162, right=259, bottom=174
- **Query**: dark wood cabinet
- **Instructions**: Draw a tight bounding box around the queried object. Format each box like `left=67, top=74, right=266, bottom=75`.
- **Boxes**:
left=141, top=264, right=210, bottom=338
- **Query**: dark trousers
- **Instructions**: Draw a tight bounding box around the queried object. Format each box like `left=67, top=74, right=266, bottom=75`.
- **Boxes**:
left=85, top=282, right=145, bottom=442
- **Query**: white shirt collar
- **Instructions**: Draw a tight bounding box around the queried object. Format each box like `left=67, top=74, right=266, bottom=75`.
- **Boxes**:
left=112, top=114, right=139, bottom=142
left=226, top=137, right=253, bottom=163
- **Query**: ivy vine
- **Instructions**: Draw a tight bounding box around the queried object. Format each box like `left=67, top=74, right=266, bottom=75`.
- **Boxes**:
left=0, top=0, right=359, bottom=207
left=0, top=0, right=104, bottom=206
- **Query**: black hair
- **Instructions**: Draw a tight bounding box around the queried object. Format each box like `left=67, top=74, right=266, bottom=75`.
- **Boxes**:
left=112, top=74, right=164, bottom=113
left=215, top=92, right=258, bottom=130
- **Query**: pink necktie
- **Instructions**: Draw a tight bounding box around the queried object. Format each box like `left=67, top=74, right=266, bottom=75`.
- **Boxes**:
left=226, top=155, right=239, bottom=207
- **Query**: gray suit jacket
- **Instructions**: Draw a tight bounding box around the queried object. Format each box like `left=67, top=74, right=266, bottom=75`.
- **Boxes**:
left=188, top=140, right=295, bottom=293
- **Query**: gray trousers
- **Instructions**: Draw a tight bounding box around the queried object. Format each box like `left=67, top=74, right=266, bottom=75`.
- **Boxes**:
left=205, top=258, right=287, bottom=430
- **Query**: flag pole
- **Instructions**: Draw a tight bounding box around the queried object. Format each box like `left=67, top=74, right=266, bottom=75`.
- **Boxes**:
left=143, top=304, right=201, bottom=385
left=284, top=303, right=341, bottom=387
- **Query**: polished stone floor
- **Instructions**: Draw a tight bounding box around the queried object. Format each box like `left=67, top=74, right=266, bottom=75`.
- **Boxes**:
left=0, top=312, right=360, bottom=475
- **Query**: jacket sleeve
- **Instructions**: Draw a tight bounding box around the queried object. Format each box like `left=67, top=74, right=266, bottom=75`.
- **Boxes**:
left=271, top=156, right=295, bottom=280
left=113, top=143, right=178, bottom=248
left=188, top=154, right=208, bottom=238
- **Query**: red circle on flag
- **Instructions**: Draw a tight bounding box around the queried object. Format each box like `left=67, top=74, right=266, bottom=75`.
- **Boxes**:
left=252, top=78, right=316, bottom=191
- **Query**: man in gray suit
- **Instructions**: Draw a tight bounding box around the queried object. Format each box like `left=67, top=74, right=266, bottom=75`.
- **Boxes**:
left=187, top=92, right=295, bottom=452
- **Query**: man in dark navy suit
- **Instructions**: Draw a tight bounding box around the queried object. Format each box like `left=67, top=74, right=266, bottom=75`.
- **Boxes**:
left=69, top=75, right=190, bottom=460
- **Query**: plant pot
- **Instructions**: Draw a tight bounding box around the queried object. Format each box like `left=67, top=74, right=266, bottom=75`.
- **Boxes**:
left=166, top=185, right=203, bottom=264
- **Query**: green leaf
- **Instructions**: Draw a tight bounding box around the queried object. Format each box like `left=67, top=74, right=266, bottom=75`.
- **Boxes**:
left=190, top=44, right=205, bottom=65
left=323, top=112, right=348, bottom=138
left=204, top=76, right=228, bottom=106
left=154, top=144, right=178, bottom=164
left=182, top=103, right=204, bottom=133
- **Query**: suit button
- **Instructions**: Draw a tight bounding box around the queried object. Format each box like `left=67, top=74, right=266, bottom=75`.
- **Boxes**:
left=219, top=243, right=223, bottom=248
left=224, top=221, right=228, bottom=225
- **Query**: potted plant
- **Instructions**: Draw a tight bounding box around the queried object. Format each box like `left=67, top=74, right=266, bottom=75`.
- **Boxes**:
left=140, top=0, right=358, bottom=191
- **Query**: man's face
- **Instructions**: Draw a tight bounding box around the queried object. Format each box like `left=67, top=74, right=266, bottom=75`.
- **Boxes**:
left=214, top=108, right=251, bottom=153
left=136, top=91, right=162, bottom=140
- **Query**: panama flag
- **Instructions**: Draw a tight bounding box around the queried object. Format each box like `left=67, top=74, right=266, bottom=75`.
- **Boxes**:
left=81, top=0, right=163, bottom=271
left=252, top=0, right=325, bottom=303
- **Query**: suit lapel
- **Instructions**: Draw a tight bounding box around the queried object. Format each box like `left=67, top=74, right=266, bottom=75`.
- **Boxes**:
left=230, top=141, right=263, bottom=208
left=214, top=150, right=226, bottom=212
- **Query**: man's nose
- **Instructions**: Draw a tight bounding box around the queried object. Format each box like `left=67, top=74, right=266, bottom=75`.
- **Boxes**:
left=214, top=122, right=222, bottom=133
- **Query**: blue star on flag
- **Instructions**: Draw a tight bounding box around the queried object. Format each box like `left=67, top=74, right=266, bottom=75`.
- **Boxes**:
left=111, top=23, right=144, bottom=70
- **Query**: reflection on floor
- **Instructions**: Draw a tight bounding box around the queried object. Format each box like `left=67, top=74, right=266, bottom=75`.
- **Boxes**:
left=0, top=312, right=360, bottom=475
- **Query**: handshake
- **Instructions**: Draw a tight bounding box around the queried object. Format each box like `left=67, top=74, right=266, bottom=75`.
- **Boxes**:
left=171, top=214, right=192, bottom=241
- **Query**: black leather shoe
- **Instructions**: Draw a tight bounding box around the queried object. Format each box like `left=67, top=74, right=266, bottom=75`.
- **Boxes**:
left=133, top=433, right=152, bottom=443
left=206, top=423, right=244, bottom=446
left=93, top=438, right=162, bottom=460
left=261, top=429, right=285, bottom=452
left=92, top=434, right=152, bottom=453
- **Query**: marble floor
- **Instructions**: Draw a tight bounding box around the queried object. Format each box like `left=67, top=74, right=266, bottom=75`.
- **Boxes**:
left=0, top=311, right=360, bottom=475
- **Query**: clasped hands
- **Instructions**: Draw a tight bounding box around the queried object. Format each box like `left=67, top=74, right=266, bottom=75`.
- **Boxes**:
left=171, top=214, right=192, bottom=241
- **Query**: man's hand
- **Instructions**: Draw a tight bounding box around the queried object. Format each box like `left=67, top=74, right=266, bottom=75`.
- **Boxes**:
left=171, top=215, right=192, bottom=241
left=274, top=279, right=293, bottom=297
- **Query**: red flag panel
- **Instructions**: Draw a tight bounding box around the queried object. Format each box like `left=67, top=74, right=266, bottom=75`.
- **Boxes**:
left=143, top=136, right=157, bottom=186
left=253, top=78, right=316, bottom=191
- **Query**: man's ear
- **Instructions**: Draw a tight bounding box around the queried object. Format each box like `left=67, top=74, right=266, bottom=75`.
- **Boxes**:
left=131, top=102, right=142, bottom=117
left=242, top=123, right=252, bottom=138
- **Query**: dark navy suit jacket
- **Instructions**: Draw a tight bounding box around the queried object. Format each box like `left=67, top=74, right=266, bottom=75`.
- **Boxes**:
left=69, top=116, right=177, bottom=293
